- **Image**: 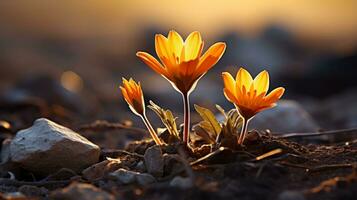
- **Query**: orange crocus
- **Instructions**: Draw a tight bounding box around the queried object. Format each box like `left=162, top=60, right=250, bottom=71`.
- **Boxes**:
left=136, top=30, right=226, bottom=145
left=120, top=78, right=162, bottom=145
left=222, top=68, right=285, bottom=144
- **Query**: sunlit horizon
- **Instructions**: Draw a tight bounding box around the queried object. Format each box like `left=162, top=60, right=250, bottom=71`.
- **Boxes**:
left=1, top=0, right=357, bottom=53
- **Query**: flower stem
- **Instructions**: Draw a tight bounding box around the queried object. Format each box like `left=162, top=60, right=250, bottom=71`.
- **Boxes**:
left=141, top=114, right=162, bottom=145
left=238, top=117, right=250, bottom=145
left=182, top=92, right=190, bottom=146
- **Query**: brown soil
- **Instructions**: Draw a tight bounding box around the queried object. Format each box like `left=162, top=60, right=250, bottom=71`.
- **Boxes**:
left=0, top=100, right=356, bottom=200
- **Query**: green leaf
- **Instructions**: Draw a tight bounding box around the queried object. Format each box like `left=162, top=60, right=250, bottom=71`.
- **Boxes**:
left=148, top=101, right=180, bottom=139
left=224, top=109, right=242, bottom=137
left=192, top=124, right=216, bottom=144
left=194, top=104, right=221, bottom=138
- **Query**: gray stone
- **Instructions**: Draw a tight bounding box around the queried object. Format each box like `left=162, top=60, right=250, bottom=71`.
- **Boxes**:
left=169, top=176, right=193, bottom=189
left=134, top=160, right=146, bottom=172
left=250, top=100, right=319, bottom=133
left=0, top=192, right=26, bottom=200
left=1, top=138, right=11, bottom=163
left=319, top=89, right=357, bottom=129
left=18, top=185, right=48, bottom=198
left=144, top=145, right=164, bottom=177
left=163, top=154, right=184, bottom=176
left=108, top=168, right=156, bottom=186
left=10, top=118, right=100, bottom=175
left=82, top=159, right=122, bottom=182
left=278, top=190, right=305, bottom=200
left=50, top=182, right=114, bottom=200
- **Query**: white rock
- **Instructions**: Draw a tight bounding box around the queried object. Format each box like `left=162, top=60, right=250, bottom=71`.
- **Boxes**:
left=10, top=118, right=100, bottom=175
left=250, top=100, right=319, bottom=133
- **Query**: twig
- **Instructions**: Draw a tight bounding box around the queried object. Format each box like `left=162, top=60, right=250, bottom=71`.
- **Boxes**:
left=190, top=147, right=228, bottom=166
left=102, top=149, right=144, bottom=158
left=280, top=162, right=355, bottom=172
left=267, top=153, right=309, bottom=162
left=253, top=148, right=283, bottom=161
left=278, top=128, right=357, bottom=139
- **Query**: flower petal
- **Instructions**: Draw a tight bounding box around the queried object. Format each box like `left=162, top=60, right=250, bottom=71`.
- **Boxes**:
left=136, top=52, right=167, bottom=77
left=120, top=86, right=131, bottom=104
left=253, top=70, right=269, bottom=96
left=120, top=78, right=145, bottom=116
left=222, top=72, right=236, bottom=96
left=236, top=68, right=253, bottom=91
left=195, top=42, right=226, bottom=76
left=168, top=30, right=184, bottom=61
left=255, top=103, right=277, bottom=114
left=223, top=88, right=238, bottom=104
left=184, top=31, right=203, bottom=61
left=264, top=87, right=285, bottom=104
left=180, top=60, right=199, bottom=77
left=155, top=34, right=174, bottom=66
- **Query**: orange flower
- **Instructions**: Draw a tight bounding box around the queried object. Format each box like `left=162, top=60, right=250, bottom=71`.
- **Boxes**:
left=136, top=30, right=226, bottom=145
left=222, top=68, right=285, bottom=144
left=136, top=30, right=226, bottom=94
left=120, top=78, right=162, bottom=145
left=120, top=78, right=145, bottom=116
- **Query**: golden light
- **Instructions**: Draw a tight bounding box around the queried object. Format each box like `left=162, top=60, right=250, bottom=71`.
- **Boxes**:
left=60, top=71, right=83, bottom=93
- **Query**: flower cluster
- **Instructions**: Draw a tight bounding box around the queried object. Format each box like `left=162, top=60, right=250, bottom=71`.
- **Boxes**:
left=119, top=30, right=284, bottom=147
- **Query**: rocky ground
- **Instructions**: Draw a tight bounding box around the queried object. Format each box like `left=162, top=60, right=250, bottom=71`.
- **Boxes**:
left=0, top=76, right=356, bottom=200
left=0, top=118, right=356, bottom=200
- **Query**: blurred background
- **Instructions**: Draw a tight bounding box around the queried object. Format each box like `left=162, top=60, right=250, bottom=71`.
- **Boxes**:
left=1, top=0, right=357, bottom=139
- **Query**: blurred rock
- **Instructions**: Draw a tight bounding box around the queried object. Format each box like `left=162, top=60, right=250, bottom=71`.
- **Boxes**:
left=278, top=190, right=305, bottom=200
left=108, top=168, right=156, bottom=186
left=292, top=53, right=357, bottom=98
left=0, top=192, right=27, bottom=200
left=134, top=160, right=146, bottom=172
left=82, top=159, right=122, bottom=182
left=1, top=75, right=102, bottom=126
left=1, top=138, right=11, bottom=163
left=50, top=182, right=114, bottom=200
left=318, top=89, right=357, bottom=129
left=163, top=154, right=184, bottom=176
left=169, top=176, right=193, bottom=189
left=18, top=185, right=48, bottom=198
left=3, top=76, right=89, bottom=114
left=144, top=145, right=164, bottom=177
left=125, top=140, right=153, bottom=155
left=0, top=138, right=20, bottom=176
left=10, top=118, right=100, bottom=175
left=218, top=29, right=293, bottom=78
left=262, top=25, right=303, bottom=57
left=250, top=100, right=319, bottom=133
